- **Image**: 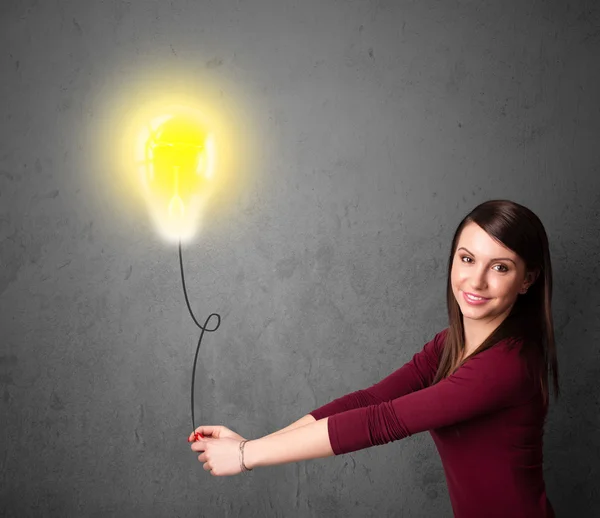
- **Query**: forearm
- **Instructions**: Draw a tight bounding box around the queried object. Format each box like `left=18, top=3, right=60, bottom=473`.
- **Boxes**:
left=261, top=414, right=316, bottom=439
left=245, top=417, right=334, bottom=469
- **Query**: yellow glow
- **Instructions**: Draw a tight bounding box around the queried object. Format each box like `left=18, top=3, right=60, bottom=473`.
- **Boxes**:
left=131, top=106, right=218, bottom=242
left=89, top=66, right=260, bottom=245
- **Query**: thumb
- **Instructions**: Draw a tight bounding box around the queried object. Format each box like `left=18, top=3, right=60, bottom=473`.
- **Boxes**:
left=195, top=425, right=223, bottom=438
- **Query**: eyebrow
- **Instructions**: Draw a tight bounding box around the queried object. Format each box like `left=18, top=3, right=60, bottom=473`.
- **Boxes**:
left=457, top=247, right=517, bottom=265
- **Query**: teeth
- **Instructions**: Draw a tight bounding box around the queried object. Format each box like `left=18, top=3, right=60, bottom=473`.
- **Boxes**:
left=466, top=294, right=485, bottom=301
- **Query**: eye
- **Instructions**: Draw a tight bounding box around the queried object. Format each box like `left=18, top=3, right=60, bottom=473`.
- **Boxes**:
left=460, top=255, right=509, bottom=273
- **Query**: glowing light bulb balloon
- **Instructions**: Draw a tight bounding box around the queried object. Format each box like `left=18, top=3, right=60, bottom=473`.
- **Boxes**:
left=134, top=106, right=217, bottom=243
left=109, top=92, right=250, bottom=437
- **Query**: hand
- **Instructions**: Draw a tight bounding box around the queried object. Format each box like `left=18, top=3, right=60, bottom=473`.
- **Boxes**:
left=187, top=425, right=246, bottom=443
left=190, top=435, right=246, bottom=476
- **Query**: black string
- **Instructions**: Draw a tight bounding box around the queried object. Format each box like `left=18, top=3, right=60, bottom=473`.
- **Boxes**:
left=178, top=240, right=221, bottom=432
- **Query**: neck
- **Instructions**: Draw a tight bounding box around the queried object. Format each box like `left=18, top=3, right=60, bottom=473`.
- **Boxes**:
left=462, top=315, right=507, bottom=352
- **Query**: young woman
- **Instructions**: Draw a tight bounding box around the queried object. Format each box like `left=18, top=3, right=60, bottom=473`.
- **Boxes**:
left=189, top=199, right=559, bottom=518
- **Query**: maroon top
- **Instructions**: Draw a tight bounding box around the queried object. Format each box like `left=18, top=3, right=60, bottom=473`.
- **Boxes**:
left=309, top=328, right=555, bottom=518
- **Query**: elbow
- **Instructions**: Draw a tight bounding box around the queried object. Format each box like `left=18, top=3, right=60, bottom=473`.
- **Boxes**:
left=367, top=402, right=410, bottom=445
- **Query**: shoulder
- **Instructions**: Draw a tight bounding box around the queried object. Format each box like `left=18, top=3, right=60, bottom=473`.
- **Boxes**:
left=419, top=328, right=449, bottom=355
left=470, top=337, right=540, bottom=397
left=436, top=327, right=450, bottom=341
left=474, top=336, right=527, bottom=368
left=415, top=328, right=450, bottom=365
left=495, top=335, right=544, bottom=386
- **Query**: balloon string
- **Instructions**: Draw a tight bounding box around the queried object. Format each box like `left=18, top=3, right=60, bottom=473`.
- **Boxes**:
left=178, top=240, right=221, bottom=431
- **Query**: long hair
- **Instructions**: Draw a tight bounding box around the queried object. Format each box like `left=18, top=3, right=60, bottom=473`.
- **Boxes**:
left=431, top=200, right=559, bottom=406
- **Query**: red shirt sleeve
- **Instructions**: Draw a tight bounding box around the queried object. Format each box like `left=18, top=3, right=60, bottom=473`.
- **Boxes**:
left=309, top=329, right=448, bottom=421
left=327, top=337, right=535, bottom=455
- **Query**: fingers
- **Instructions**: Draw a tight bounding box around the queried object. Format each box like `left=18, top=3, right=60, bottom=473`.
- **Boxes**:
left=198, top=452, right=214, bottom=475
left=187, top=431, right=205, bottom=443
left=192, top=442, right=222, bottom=476
left=188, top=425, right=227, bottom=443
left=195, top=425, right=221, bottom=438
left=187, top=426, right=227, bottom=477
left=197, top=452, right=215, bottom=475
left=202, top=462, right=219, bottom=476
left=203, top=461, right=218, bottom=476
left=190, top=439, right=208, bottom=452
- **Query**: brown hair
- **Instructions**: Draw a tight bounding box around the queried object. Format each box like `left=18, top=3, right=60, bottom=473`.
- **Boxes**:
left=431, top=199, right=559, bottom=406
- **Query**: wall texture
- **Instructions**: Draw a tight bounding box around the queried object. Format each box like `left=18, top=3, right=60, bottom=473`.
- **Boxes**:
left=1, top=0, right=599, bottom=516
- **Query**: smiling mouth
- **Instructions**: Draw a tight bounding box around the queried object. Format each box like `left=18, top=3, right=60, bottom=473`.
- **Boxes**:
left=464, top=292, right=490, bottom=301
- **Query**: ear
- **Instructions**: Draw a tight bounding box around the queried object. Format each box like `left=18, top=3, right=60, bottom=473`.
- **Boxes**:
left=521, top=268, right=540, bottom=292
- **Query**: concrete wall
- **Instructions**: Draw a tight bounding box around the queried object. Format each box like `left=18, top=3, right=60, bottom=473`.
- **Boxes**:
left=1, top=0, right=599, bottom=516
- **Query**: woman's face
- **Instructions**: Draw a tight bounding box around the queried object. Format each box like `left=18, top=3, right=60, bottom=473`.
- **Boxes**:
left=450, top=222, right=534, bottom=325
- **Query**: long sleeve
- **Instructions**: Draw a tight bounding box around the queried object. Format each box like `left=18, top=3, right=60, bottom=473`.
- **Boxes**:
left=309, top=329, right=448, bottom=421
left=327, top=337, right=535, bottom=455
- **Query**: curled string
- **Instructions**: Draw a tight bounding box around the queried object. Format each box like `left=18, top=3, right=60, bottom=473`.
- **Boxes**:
left=178, top=240, right=221, bottom=431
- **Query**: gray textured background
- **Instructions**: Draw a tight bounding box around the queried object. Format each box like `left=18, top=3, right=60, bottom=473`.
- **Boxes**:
left=1, top=0, right=599, bottom=516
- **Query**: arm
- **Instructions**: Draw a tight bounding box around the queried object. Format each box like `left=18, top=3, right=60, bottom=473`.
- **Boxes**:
left=245, top=417, right=333, bottom=469
left=240, top=332, right=445, bottom=467
left=257, top=331, right=447, bottom=442
left=309, top=329, right=447, bottom=420
left=243, top=339, right=533, bottom=467
left=328, top=339, right=534, bottom=455
left=241, top=329, right=447, bottom=467
left=261, top=414, right=316, bottom=439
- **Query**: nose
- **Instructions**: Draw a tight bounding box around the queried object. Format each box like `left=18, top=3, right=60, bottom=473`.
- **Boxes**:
left=468, top=265, right=488, bottom=291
